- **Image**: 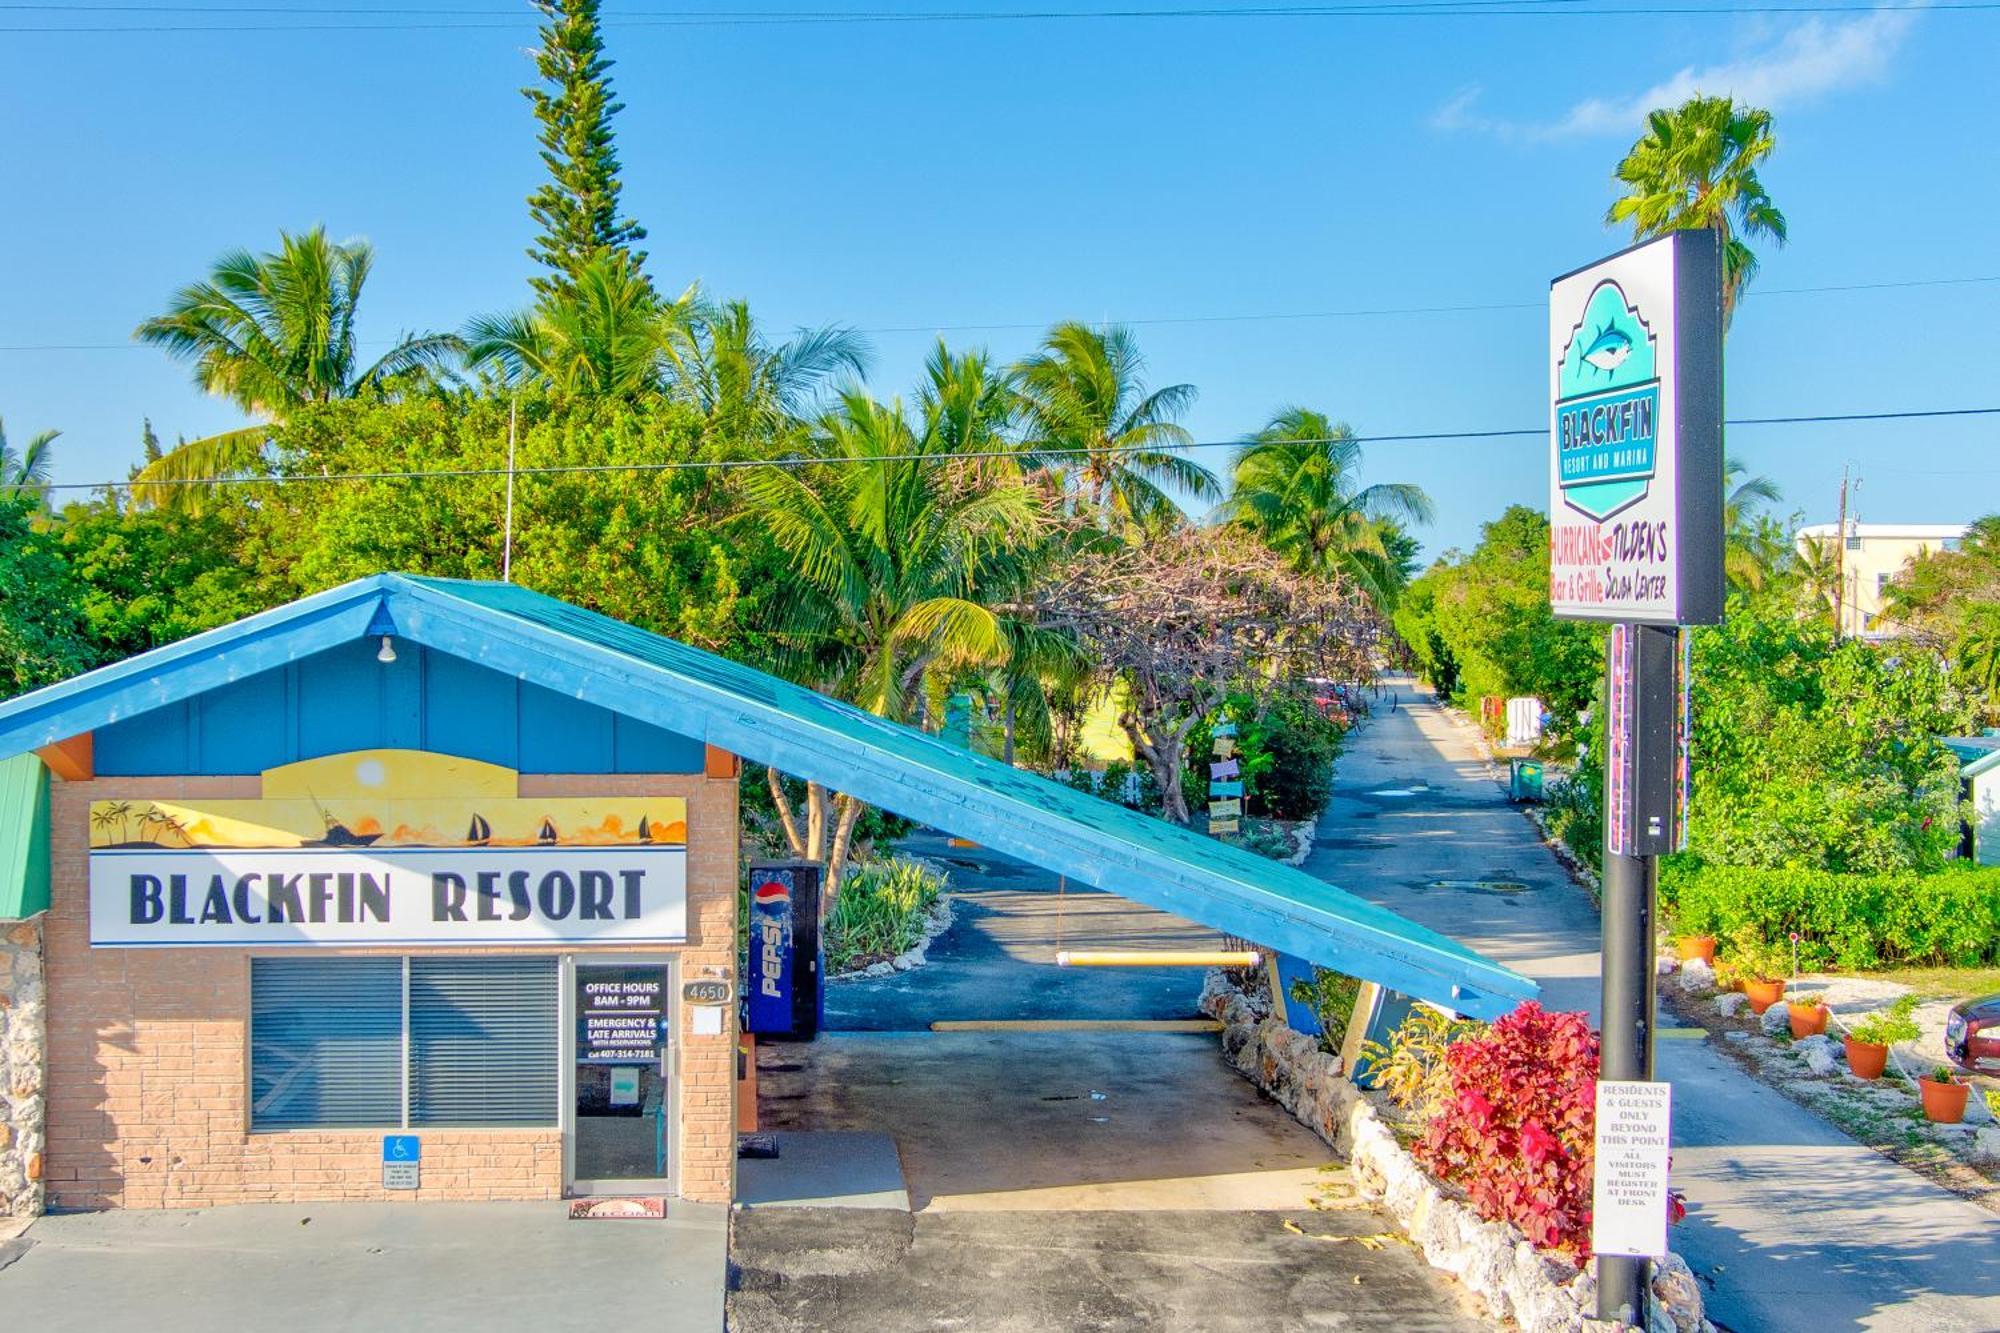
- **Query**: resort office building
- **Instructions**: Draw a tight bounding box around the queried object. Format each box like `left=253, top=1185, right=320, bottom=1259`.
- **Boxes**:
left=0, top=575, right=1530, bottom=1216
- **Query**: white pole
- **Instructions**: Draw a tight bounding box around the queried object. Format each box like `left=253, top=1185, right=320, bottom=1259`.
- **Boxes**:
left=502, top=396, right=519, bottom=582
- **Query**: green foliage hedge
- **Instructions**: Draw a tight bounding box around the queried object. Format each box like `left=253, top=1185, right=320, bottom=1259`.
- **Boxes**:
left=1662, top=859, right=2000, bottom=970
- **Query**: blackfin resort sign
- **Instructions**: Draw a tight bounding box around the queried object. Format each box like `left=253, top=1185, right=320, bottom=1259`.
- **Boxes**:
left=87, top=750, right=687, bottom=947
left=1549, top=231, right=1724, bottom=627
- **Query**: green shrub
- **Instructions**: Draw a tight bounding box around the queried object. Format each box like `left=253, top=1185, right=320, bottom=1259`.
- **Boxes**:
left=1663, top=861, right=2000, bottom=970
left=1182, top=687, right=1346, bottom=823
left=1287, top=967, right=1364, bottom=1052
left=825, top=859, right=946, bottom=972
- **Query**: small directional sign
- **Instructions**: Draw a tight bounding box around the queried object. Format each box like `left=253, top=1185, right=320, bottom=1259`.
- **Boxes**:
left=1208, top=818, right=1240, bottom=835
left=1212, top=721, right=1237, bottom=738
left=1208, top=798, right=1241, bottom=818
left=1208, top=780, right=1244, bottom=798
left=383, top=1134, right=420, bottom=1190
left=1212, top=737, right=1237, bottom=759
left=1209, top=758, right=1240, bottom=780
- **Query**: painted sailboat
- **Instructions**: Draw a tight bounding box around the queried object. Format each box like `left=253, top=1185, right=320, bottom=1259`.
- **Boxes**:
left=466, top=813, right=492, bottom=845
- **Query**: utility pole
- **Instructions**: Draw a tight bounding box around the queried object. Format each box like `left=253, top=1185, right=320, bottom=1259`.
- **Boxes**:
left=502, top=397, right=519, bottom=583
left=1833, top=465, right=1849, bottom=635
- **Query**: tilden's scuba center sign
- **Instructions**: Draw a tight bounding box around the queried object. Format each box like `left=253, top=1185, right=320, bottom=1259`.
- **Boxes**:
left=86, top=750, right=688, bottom=947
left=1549, top=231, right=1724, bottom=626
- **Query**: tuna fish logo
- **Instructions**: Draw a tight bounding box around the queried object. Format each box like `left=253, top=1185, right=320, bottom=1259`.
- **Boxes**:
left=1579, top=322, right=1633, bottom=377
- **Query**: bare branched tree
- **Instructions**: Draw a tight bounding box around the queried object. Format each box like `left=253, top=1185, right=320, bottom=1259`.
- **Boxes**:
left=1030, top=527, right=1376, bottom=822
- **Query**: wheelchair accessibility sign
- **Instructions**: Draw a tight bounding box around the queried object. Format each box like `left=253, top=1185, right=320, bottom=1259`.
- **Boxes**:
left=383, top=1135, right=420, bottom=1190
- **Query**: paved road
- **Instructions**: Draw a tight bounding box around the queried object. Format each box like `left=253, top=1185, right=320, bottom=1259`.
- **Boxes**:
left=739, top=835, right=1489, bottom=1330
left=826, top=829, right=1222, bottom=1029
left=1311, top=677, right=2000, bottom=1333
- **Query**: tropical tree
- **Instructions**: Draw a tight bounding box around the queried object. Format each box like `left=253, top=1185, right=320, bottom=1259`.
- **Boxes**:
left=737, top=385, right=1051, bottom=899
left=1606, top=94, right=1787, bottom=325
left=465, top=253, right=691, bottom=398
left=1721, top=455, right=1783, bottom=591
left=1013, top=322, right=1216, bottom=532
left=1219, top=408, right=1433, bottom=608
left=524, top=0, right=648, bottom=299
left=661, top=298, right=869, bottom=454
left=0, top=417, right=57, bottom=502
left=132, top=226, right=461, bottom=505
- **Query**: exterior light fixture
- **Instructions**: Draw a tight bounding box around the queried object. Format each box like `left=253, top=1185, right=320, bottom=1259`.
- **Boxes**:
left=377, top=635, right=397, bottom=664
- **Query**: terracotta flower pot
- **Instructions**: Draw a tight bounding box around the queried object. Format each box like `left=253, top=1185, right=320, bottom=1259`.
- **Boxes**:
left=1919, top=1076, right=1970, bottom=1124
left=1844, top=1036, right=1889, bottom=1080
left=1677, top=935, right=1717, bottom=964
left=1787, top=1002, right=1830, bottom=1039
left=1744, top=978, right=1786, bottom=1015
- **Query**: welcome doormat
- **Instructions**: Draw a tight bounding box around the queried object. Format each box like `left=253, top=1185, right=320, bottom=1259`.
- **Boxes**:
left=568, top=1196, right=666, bottom=1220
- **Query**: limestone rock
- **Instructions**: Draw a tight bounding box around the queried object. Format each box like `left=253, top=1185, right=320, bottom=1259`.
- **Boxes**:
left=1962, top=1089, right=1994, bottom=1126
left=1758, top=1002, right=1791, bottom=1037
left=1793, top=1035, right=1839, bottom=1077
left=1968, top=1127, right=2000, bottom=1166
left=1674, top=959, right=1715, bottom=995
left=1714, top=992, right=1746, bottom=1019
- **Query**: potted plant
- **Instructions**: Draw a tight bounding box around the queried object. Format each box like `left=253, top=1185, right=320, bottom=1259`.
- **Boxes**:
left=1787, top=995, right=1831, bottom=1039
left=1844, top=996, right=1918, bottom=1081
left=1919, top=1065, right=1971, bottom=1124
left=1676, top=932, right=1717, bottom=964
left=1728, top=930, right=1788, bottom=1014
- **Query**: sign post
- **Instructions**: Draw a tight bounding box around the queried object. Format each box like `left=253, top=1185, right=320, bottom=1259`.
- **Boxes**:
left=1549, top=228, right=1723, bottom=1327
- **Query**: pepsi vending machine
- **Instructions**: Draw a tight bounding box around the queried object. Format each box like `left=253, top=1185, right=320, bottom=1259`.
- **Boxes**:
left=744, top=861, right=824, bottom=1040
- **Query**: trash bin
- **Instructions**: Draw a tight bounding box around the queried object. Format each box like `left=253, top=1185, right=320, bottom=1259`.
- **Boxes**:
left=1509, top=758, right=1544, bottom=802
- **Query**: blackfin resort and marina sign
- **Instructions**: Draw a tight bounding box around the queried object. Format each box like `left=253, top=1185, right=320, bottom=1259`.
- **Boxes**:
left=87, top=749, right=688, bottom=946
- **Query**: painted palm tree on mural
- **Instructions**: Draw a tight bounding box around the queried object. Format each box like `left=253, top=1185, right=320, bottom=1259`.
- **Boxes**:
left=133, top=226, right=462, bottom=507
left=0, top=417, right=58, bottom=503
left=1219, top=408, right=1433, bottom=609
left=1606, top=94, right=1787, bottom=327
left=1013, top=322, right=1216, bottom=532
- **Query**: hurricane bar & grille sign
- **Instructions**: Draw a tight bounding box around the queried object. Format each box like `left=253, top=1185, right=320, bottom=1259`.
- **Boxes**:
left=1549, top=230, right=1724, bottom=626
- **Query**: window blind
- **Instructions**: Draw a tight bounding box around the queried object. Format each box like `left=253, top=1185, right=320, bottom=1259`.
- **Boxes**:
left=250, top=957, right=403, bottom=1131
left=408, top=957, right=559, bottom=1127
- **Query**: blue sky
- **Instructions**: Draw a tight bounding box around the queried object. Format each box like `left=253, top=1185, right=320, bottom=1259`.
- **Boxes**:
left=2, top=2, right=1994, bottom=557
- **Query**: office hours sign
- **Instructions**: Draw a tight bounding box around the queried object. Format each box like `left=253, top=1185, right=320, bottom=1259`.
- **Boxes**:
left=1549, top=230, right=1725, bottom=626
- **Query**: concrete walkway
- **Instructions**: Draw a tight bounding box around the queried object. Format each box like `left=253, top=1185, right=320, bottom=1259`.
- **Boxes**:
left=1310, top=677, right=2000, bottom=1333
left=0, top=1199, right=729, bottom=1332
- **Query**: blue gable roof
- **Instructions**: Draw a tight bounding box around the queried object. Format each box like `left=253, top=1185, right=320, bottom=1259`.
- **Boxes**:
left=0, top=573, right=1536, bottom=1018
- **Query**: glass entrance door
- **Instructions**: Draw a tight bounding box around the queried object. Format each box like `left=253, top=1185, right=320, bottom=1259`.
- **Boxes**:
left=570, top=959, right=673, bottom=1192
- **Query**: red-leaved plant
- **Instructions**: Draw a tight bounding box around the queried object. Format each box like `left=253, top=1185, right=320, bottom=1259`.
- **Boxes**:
left=1412, top=1002, right=1600, bottom=1260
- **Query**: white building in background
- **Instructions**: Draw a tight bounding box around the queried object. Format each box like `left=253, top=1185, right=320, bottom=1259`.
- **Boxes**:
left=1794, top=521, right=1969, bottom=638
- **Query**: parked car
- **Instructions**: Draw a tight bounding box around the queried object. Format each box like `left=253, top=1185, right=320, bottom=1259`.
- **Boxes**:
left=1944, top=993, right=2000, bottom=1074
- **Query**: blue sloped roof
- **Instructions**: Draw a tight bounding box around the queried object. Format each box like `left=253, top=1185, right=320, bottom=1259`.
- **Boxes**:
left=0, top=573, right=1534, bottom=1017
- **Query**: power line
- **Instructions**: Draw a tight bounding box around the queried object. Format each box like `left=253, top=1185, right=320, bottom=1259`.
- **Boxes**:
left=3, top=2, right=1992, bottom=31
left=5, top=273, right=1994, bottom=353
left=37, top=405, right=2000, bottom=495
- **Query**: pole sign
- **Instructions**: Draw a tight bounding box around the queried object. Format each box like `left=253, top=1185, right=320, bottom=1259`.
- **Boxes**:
left=1591, top=1080, right=1673, bottom=1258
left=1549, top=230, right=1724, bottom=626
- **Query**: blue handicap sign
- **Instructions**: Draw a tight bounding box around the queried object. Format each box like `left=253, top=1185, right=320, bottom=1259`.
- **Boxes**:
left=383, top=1134, right=421, bottom=1163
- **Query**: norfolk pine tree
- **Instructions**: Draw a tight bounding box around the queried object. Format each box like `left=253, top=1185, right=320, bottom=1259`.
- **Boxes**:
left=525, top=0, right=649, bottom=300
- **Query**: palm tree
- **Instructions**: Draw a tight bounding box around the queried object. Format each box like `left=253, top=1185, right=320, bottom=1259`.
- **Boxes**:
left=1606, top=95, right=1787, bottom=326
left=1793, top=532, right=1841, bottom=620
left=465, top=252, right=692, bottom=398
left=1722, top=455, right=1784, bottom=590
left=1013, top=322, right=1215, bottom=532
left=0, top=417, right=58, bottom=503
left=1219, top=408, right=1432, bottom=608
left=660, top=298, right=869, bottom=453
left=133, top=226, right=461, bottom=505
left=738, top=386, right=1049, bottom=900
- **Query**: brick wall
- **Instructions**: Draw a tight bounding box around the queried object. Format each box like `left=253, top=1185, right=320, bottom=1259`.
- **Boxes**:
left=43, top=769, right=738, bottom=1210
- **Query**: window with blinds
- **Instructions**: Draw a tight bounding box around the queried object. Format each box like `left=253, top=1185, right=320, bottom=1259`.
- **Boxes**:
left=409, top=958, right=559, bottom=1127
left=250, top=958, right=402, bottom=1130
left=250, top=957, right=559, bottom=1131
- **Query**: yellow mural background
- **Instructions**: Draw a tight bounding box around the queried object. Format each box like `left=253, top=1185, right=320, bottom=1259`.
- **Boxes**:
left=89, top=749, right=686, bottom=850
